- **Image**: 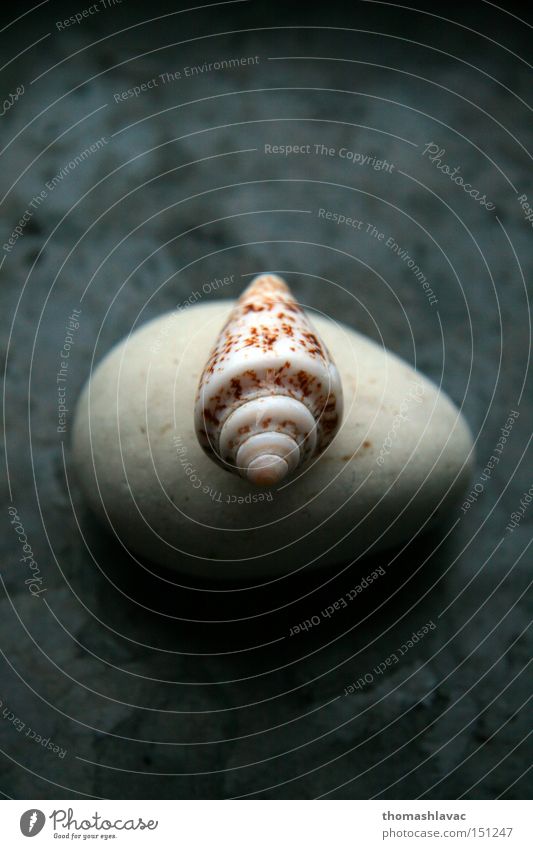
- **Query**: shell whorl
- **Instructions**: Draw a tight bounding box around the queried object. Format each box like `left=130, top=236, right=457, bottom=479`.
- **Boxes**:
left=194, top=274, right=343, bottom=486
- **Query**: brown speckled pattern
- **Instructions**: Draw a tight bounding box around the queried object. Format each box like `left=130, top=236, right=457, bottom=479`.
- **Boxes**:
left=195, top=275, right=343, bottom=468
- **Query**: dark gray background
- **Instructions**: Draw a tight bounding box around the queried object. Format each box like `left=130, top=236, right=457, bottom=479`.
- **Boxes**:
left=0, top=0, right=531, bottom=799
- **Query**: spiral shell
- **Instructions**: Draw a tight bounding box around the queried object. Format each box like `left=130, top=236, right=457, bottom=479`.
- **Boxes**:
left=194, top=274, right=343, bottom=486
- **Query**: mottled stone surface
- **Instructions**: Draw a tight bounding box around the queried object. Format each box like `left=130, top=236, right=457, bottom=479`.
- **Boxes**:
left=0, top=1, right=531, bottom=799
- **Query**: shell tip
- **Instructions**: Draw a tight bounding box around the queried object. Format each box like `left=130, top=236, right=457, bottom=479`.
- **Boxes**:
left=245, top=454, right=289, bottom=487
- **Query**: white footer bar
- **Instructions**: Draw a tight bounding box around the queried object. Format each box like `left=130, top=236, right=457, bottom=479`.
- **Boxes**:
left=1, top=799, right=529, bottom=848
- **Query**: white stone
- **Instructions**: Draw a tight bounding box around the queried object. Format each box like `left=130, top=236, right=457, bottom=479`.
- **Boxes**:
left=72, top=302, right=474, bottom=579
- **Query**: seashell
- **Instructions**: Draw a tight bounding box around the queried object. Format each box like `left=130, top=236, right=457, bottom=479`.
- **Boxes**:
left=194, top=274, right=343, bottom=486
